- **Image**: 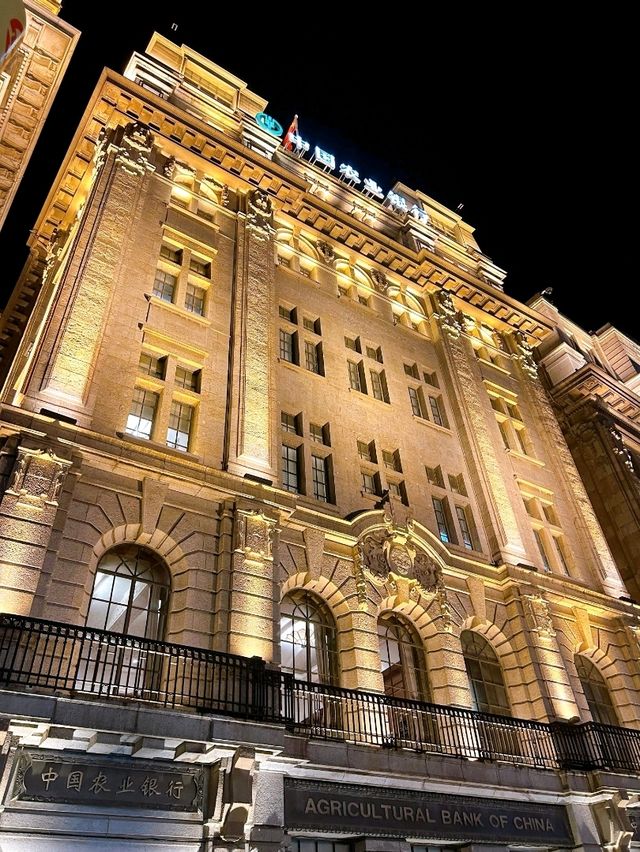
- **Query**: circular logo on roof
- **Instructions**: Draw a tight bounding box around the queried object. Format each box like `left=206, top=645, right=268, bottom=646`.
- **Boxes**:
left=255, top=112, right=283, bottom=137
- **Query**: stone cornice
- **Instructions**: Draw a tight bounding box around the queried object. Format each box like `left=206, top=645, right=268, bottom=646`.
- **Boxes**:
left=548, top=362, right=640, bottom=423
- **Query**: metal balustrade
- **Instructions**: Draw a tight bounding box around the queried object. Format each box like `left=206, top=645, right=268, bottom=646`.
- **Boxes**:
left=1, top=613, right=639, bottom=775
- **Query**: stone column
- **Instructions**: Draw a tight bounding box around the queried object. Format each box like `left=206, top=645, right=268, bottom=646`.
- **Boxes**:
left=510, top=331, right=628, bottom=598
left=227, top=505, right=278, bottom=661
left=432, top=291, right=527, bottom=564
left=226, top=189, right=277, bottom=482
left=0, top=441, right=71, bottom=614
left=39, top=122, right=157, bottom=410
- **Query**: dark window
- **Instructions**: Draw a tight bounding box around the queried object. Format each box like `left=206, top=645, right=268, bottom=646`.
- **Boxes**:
left=305, top=341, right=323, bottom=375
left=404, top=362, right=419, bottom=379
left=139, top=352, right=166, bottom=379
left=348, top=360, right=365, bottom=392
left=311, top=455, right=330, bottom=502
left=279, top=329, right=297, bottom=363
left=184, top=283, right=205, bottom=315
left=378, top=614, right=430, bottom=702
left=575, top=656, right=618, bottom=725
left=429, top=395, right=445, bottom=427
left=175, top=365, right=200, bottom=391
left=160, top=245, right=182, bottom=264
left=432, top=497, right=451, bottom=542
left=456, top=505, right=474, bottom=549
left=370, top=369, right=389, bottom=402
left=281, top=444, right=300, bottom=492
left=281, top=411, right=300, bottom=435
left=408, top=386, right=424, bottom=417
left=462, top=631, right=510, bottom=715
left=189, top=257, right=210, bottom=277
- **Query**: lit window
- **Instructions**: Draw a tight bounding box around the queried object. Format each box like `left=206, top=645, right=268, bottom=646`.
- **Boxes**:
left=456, top=505, right=474, bottom=550
left=279, top=329, right=296, bottom=363
left=312, top=455, right=330, bottom=502
left=175, top=365, right=199, bottom=391
left=126, top=388, right=158, bottom=440
left=370, top=369, right=389, bottom=403
left=153, top=269, right=176, bottom=302
left=432, top=497, right=451, bottom=543
left=166, top=400, right=193, bottom=451
left=429, top=395, right=445, bottom=427
left=185, top=283, right=205, bottom=316
left=139, top=352, right=165, bottom=379
left=408, top=386, right=425, bottom=418
left=305, top=341, right=322, bottom=375
left=281, top=411, right=299, bottom=434
left=281, top=444, right=300, bottom=492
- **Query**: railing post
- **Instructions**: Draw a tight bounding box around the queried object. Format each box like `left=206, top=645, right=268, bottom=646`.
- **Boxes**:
left=281, top=672, right=295, bottom=729
left=550, top=720, right=595, bottom=771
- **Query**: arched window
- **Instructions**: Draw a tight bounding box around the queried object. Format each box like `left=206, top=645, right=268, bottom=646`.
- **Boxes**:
left=575, top=656, right=618, bottom=725
left=378, top=614, right=431, bottom=702
left=280, top=592, right=338, bottom=685
left=86, top=546, right=170, bottom=640
left=462, top=631, right=510, bottom=716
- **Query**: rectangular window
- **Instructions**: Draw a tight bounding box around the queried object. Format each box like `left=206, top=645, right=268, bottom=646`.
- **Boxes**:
left=554, top=535, right=571, bottom=574
left=303, top=316, right=321, bottom=333
left=153, top=269, right=177, bottom=302
left=281, top=444, right=300, bottom=492
left=423, top=371, right=438, bottom=387
left=175, top=365, right=200, bottom=391
left=160, top=245, right=181, bottom=264
left=408, top=386, right=424, bottom=418
left=366, top=345, right=383, bottom=363
left=126, top=388, right=158, bottom=440
left=189, top=257, right=210, bottom=277
left=344, top=336, right=360, bottom=352
left=279, top=329, right=296, bottom=363
left=310, top=422, right=329, bottom=445
left=388, top=480, right=408, bottom=505
left=361, top=471, right=380, bottom=495
left=279, top=304, right=295, bottom=322
left=433, top=497, right=451, bottom=543
left=166, top=401, right=193, bottom=451
left=448, top=473, right=468, bottom=496
left=456, top=505, right=474, bottom=550
left=185, top=283, right=205, bottom=316
left=281, top=411, right=300, bottom=434
left=514, top=424, right=531, bottom=455
left=348, top=360, right=365, bottom=392
left=426, top=465, right=444, bottom=488
left=357, top=440, right=375, bottom=462
left=370, top=369, right=389, bottom=403
left=429, top=395, right=445, bottom=427
left=404, top=362, right=419, bottom=379
left=139, top=352, right=165, bottom=379
left=382, top=449, right=402, bottom=472
left=305, top=341, right=323, bottom=374
left=312, top=455, right=329, bottom=502
left=533, top=528, right=552, bottom=571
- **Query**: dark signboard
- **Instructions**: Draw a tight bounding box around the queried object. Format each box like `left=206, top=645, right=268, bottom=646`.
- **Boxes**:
left=284, top=779, right=573, bottom=846
left=11, top=751, right=204, bottom=813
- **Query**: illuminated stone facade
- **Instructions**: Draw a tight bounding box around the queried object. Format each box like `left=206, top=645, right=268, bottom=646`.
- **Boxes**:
left=0, top=34, right=639, bottom=852
left=0, top=0, right=79, bottom=229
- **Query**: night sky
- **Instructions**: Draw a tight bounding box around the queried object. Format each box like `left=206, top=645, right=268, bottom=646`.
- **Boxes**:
left=0, top=4, right=634, bottom=340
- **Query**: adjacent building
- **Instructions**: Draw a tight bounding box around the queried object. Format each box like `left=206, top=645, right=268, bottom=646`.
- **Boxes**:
left=0, top=33, right=639, bottom=852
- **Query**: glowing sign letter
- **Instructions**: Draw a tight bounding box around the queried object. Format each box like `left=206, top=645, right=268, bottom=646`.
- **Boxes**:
left=313, top=146, right=336, bottom=171
left=339, top=164, right=361, bottom=185
left=386, top=191, right=408, bottom=213
left=363, top=178, right=384, bottom=199
left=290, top=133, right=310, bottom=156
left=410, top=204, right=429, bottom=224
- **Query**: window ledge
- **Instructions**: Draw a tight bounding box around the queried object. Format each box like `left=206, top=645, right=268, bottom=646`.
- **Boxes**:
left=412, top=414, right=451, bottom=435
left=277, top=358, right=325, bottom=378
left=117, top=431, right=199, bottom=461
left=506, top=449, right=545, bottom=468
left=147, top=295, right=211, bottom=326
left=476, top=357, right=512, bottom=376
left=167, top=201, right=219, bottom=233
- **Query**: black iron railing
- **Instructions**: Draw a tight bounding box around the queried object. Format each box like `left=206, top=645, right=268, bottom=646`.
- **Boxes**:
left=0, top=614, right=284, bottom=723
left=1, top=614, right=639, bottom=775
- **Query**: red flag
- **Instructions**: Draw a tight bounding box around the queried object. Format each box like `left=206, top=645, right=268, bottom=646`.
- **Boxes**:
left=283, top=115, right=298, bottom=151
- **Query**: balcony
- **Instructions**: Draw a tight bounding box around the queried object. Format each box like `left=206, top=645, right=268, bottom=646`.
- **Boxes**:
left=1, top=614, right=639, bottom=775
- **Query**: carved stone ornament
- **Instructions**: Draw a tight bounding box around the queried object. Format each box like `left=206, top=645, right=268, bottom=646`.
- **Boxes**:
left=433, top=290, right=465, bottom=339
left=8, top=447, right=71, bottom=508
left=523, top=593, right=556, bottom=638
left=163, top=156, right=176, bottom=178
left=114, top=122, right=156, bottom=176
left=435, top=583, right=454, bottom=632
left=512, top=330, right=539, bottom=378
left=608, top=424, right=635, bottom=472
left=221, top=185, right=230, bottom=207
left=355, top=527, right=442, bottom=604
left=236, top=510, right=275, bottom=560
left=627, top=621, right=640, bottom=650
left=246, top=189, right=274, bottom=239
left=370, top=269, right=388, bottom=293
left=316, top=240, right=335, bottom=264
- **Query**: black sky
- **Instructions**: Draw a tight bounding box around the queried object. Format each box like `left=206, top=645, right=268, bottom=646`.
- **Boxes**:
left=0, top=4, right=635, bottom=339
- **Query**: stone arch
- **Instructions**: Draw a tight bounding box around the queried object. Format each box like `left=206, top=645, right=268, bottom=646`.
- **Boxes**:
left=460, top=617, right=536, bottom=718
left=297, top=233, right=318, bottom=259
left=572, top=646, right=636, bottom=727
left=81, top=524, right=191, bottom=642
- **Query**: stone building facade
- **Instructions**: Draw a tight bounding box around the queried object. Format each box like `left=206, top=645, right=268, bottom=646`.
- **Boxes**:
left=0, top=33, right=639, bottom=852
